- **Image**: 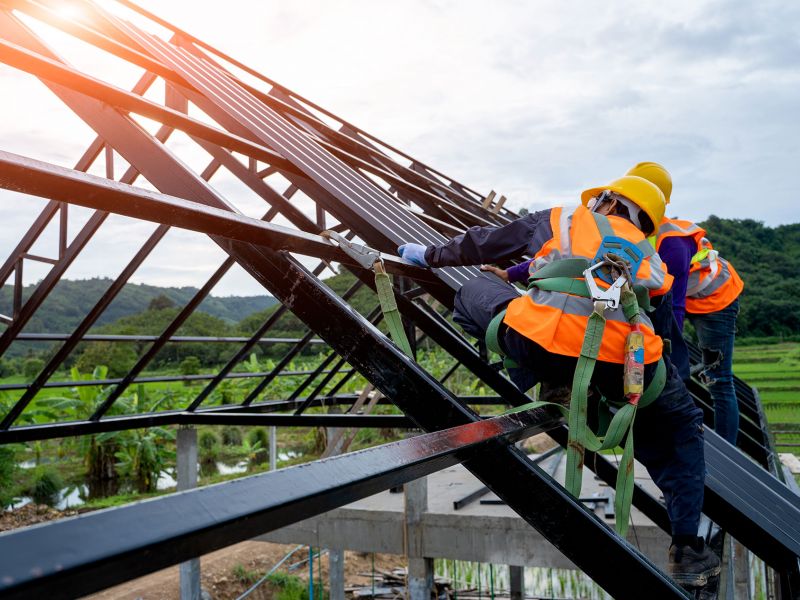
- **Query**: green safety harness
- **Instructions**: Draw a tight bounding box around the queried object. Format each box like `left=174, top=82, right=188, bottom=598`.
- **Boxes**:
left=323, top=225, right=666, bottom=537
left=485, top=255, right=665, bottom=535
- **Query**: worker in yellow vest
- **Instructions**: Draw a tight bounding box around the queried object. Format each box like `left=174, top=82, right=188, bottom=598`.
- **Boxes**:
left=626, top=162, right=745, bottom=445
left=398, top=176, right=719, bottom=590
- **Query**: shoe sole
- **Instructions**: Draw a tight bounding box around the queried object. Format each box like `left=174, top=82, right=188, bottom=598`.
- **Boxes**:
left=670, top=565, right=722, bottom=588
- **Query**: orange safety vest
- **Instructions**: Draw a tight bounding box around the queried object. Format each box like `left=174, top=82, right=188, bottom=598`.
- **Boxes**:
left=650, top=217, right=706, bottom=252
left=685, top=238, right=744, bottom=314
left=503, top=205, right=670, bottom=365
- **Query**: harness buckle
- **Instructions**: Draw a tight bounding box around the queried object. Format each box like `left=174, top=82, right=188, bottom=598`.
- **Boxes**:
left=321, top=230, right=381, bottom=270
left=583, top=261, right=626, bottom=310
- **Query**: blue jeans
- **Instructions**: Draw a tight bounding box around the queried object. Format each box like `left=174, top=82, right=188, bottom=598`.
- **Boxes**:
left=454, top=276, right=705, bottom=536
left=688, top=299, right=740, bottom=445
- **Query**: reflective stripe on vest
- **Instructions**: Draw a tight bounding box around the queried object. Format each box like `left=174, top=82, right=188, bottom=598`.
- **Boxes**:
left=507, top=205, right=666, bottom=365
left=652, top=217, right=706, bottom=252
left=686, top=238, right=744, bottom=313
left=530, top=206, right=672, bottom=296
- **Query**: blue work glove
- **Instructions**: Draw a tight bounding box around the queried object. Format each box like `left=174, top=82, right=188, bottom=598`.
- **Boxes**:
left=397, top=243, right=429, bottom=267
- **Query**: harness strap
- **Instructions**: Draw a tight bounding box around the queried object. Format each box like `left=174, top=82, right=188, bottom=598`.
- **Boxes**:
left=486, top=310, right=519, bottom=369
left=593, top=212, right=616, bottom=239
left=499, top=275, right=665, bottom=537
left=529, top=257, right=590, bottom=280
left=528, top=276, right=652, bottom=313
left=528, top=255, right=653, bottom=312
left=374, top=261, right=414, bottom=357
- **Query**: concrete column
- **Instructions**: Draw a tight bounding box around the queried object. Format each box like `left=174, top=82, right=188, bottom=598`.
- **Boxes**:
left=405, top=477, right=433, bottom=600
left=177, top=426, right=200, bottom=600
left=324, top=405, right=344, bottom=459
left=732, top=539, right=751, bottom=600
left=328, top=548, right=345, bottom=600
left=269, top=426, right=277, bottom=471
left=509, top=566, right=524, bottom=600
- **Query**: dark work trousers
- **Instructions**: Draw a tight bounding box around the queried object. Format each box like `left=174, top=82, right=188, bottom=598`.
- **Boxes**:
left=688, top=299, right=740, bottom=445
left=454, top=274, right=706, bottom=537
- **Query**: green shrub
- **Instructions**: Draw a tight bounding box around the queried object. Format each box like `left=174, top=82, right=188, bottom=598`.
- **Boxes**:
left=199, top=430, right=219, bottom=451
left=0, top=445, right=16, bottom=509
left=198, top=430, right=219, bottom=473
left=221, top=426, right=243, bottom=446
left=267, top=571, right=327, bottom=600
left=246, top=428, right=269, bottom=465
left=29, top=467, right=63, bottom=505
left=0, top=358, right=17, bottom=377
left=247, top=427, right=269, bottom=448
left=233, top=563, right=260, bottom=585
left=22, top=357, right=45, bottom=381
left=74, top=342, right=137, bottom=378
left=179, top=356, right=202, bottom=377
left=114, top=427, right=174, bottom=493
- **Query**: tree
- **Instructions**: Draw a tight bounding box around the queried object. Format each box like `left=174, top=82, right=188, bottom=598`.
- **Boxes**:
left=22, top=357, right=44, bottom=381
left=179, top=356, right=201, bottom=377
left=148, top=294, right=176, bottom=311
left=74, top=342, right=137, bottom=378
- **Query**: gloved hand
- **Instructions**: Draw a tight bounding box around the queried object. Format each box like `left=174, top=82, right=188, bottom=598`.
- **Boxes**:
left=397, top=243, right=429, bottom=267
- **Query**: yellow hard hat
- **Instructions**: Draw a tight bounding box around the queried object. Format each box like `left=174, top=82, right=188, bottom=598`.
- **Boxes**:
left=581, top=175, right=666, bottom=235
left=626, top=161, right=672, bottom=204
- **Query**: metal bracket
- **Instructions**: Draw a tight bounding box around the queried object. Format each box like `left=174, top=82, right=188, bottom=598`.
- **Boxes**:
left=321, top=230, right=381, bottom=270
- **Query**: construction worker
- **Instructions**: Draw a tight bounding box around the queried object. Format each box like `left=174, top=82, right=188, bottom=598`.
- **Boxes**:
left=626, top=162, right=744, bottom=446
left=398, top=176, right=720, bottom=591
left=684, top=239, right=744, bottom=445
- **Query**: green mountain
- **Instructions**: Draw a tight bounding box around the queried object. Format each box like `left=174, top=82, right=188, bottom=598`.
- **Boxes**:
left=0, top=277, right=277, bottom=333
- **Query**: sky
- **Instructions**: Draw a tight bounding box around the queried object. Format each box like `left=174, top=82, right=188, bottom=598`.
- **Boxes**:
left=0, top=0, right=798, bottom=296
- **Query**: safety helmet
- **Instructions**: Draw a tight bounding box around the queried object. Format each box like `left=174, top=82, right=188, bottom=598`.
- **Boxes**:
left=625, top=161, right=672, bottom=204
left=581, top=175, right=666, bottom=235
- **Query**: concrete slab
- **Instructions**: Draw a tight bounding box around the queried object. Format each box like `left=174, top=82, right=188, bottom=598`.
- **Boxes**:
left=257, top=452, right=671, bottom=571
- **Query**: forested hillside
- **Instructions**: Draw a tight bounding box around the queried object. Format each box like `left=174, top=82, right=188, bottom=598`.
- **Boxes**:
left=697, top=217, right=800, bottom=338
left=0, top=278, right=276, bottom=332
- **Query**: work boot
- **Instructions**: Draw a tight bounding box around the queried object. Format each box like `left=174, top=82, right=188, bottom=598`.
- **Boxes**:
left=668, top=538, right=721, bottom=589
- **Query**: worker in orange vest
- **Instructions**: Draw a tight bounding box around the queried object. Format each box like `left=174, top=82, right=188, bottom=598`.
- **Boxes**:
left=626, top=162, right=745, bottom=446
left=399, top=176, right=719, bottom=590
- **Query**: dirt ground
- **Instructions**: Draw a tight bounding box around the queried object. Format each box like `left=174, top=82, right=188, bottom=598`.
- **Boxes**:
left=83, top=542, right=406, bottom=600
left=0, top=502, right=79, bottom=532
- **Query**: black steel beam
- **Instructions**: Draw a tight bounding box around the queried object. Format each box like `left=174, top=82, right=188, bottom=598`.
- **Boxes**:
left=0, top=411, right=413, bottom=444
left=702, top=429, right=800, bottom=571
left=0, top=410, right=555, bottom=599
left=14, top=333, right=326, bottom=344
left=0, top=150, right=437, bottom=285
left=0, top=395, right=507, bottom=444
left=0, top=369, right=355, bottom=392
left=241, top=280, right=366, bottom=406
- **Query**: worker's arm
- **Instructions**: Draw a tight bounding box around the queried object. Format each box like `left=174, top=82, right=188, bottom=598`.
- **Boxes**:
left=423, top=209, right=553, bottom=267
left=657, top=236, right=695, bottom=330
left=480, top=260, right=532, bottom=283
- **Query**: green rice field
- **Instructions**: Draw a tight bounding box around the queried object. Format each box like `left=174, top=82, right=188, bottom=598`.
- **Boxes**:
left=733, top=343, right=800, bottom=456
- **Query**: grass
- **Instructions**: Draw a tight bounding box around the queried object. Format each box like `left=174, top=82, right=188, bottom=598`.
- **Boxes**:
left=734, top=342, right=800, bottom=457
left=231, top=565, right=325, bottom=600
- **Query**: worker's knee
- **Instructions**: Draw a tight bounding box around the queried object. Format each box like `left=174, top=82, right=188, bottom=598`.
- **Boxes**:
left=698, top=346, right=724, bottom=386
